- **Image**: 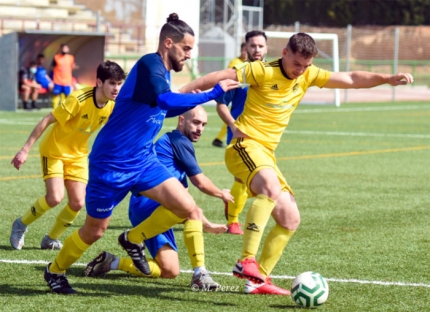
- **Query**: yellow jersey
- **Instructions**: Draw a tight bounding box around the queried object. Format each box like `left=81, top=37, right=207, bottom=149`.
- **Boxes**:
left=228, top=57, right=246, bottom=69
left=235, top=59, right=331, bottom=150
left=39, top=87, right=115, bottom=160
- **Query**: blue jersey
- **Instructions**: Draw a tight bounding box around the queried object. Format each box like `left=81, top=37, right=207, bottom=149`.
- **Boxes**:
left=89, top=53, right=170, bottom=171
left=129, top=129, right=201, bottom=220
left=156, top=130, right=202, bottom=187
left=215, top=87, right=247, bottom=144
left=35, top=66, right=47, bottom=82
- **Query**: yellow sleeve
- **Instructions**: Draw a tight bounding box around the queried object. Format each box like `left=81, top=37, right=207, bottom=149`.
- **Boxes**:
left=308, top=66, right=332, bottom=88
left=235, top=61, right=266, bottom=87
left=52, top=94, right=81, bottom=127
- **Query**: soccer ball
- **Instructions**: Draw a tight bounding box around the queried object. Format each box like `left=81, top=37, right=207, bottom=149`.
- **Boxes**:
left=291, top=271, right=329, bottom=308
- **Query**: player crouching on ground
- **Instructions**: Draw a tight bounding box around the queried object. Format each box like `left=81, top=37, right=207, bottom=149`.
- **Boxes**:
left=85, top=106, right=232, bottom=290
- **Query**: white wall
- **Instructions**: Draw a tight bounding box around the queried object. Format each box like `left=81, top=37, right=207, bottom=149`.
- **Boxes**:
left=145, top=0, right=200, bottom=57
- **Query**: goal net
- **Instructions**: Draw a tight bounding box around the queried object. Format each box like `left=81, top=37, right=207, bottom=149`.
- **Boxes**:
left=265, top=31, right=340, bottom=107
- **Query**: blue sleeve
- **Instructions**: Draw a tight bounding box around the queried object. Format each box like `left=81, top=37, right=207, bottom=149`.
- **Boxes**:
left=165, top=107, right=193, bottom=118
left=156, top=84, right=225, bottom=110
left=132, top=56, right=170, bottom=107
left=215, top=89, right=236, bottom=105
left=167, top=132, right=202, bottom=177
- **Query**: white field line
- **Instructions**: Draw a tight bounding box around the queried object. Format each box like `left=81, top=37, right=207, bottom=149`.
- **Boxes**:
left=1, top=259, right=430, bottom=288
left=284, top=130, right=430, bottom=139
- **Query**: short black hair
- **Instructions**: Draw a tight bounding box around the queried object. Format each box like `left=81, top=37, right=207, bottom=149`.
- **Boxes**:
left=37, top=53, right=45, bottom=59
left=286, top=33, right=318, bottom=59
left=245, top=30, right=267, bottom=42
left=96, top=60, right=126, bottom=83
left=159, top=13, right=194, bottom=43
left=240, top=42, right=246, bottom=49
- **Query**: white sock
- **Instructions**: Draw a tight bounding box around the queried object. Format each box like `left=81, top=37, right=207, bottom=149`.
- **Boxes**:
left=110, top=257, right=120, bottom=270
left=193, top=266, right=206, bottom=275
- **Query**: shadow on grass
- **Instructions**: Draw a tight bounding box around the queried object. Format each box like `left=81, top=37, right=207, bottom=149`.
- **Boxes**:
left=0, top=245, right=40, bottom=251
left=1, top=266, right=239, bottom=307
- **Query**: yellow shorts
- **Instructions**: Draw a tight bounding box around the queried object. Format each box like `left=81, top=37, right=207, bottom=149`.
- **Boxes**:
left=40, top=156, right=88, bottom=183
left=225, top=138, right=293, bottom=197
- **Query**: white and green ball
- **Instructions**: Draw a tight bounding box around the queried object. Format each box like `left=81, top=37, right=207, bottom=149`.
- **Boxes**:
left=291, top=271, right=329, bottom=308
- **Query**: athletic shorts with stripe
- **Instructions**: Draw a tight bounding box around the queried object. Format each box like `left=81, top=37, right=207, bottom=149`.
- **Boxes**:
left=40, top=155, right=88, bottom=183
left=225, top=138, right=294, bottom=197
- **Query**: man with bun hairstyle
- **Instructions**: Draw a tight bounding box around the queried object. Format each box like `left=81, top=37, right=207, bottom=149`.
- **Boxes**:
left=43, top=13, right=238, bottom=295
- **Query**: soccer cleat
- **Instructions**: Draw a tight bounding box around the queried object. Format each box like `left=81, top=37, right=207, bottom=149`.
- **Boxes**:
left=84, top=251, right=116, bottom=277
left=226, top=223, right=243, bottom=235
left=40, top=235, right=63, bottom=250
left=10, top=217, right=28, bottom=250
left=190, top=270, right=220, bottom=290
left=233, top=258, right=265, bottom=284
left=118, top=231, right=150, bottom=276
left=244, top=277, right=291, bottom=295
left=44, top=263, right=77, bottom=295
left=212, top=138, right=224, bottom=148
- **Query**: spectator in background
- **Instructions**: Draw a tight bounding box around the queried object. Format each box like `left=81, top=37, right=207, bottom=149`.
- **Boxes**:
left=212, top=42, right=247, bottom=148
left=51, top=43, right=77, bottom=109
left=18, top=61, right=41, bottom=110
left=35, top=54, right=54, bottom=92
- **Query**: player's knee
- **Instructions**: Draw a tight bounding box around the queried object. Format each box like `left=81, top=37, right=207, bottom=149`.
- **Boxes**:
left=45, top=194, right=63, bottom=207
left=188, top=207, right=203, bottom=221
left=68, top=199, right=85, bottom=212
left=160, top=268, right=180, bottom=279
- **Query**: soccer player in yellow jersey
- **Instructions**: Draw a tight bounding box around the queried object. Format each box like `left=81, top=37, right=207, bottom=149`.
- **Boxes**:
left=179, top=32, right=414, bottom=295
left=10, top=60, right=126, bottom=251
left=212, top=42, right=247, bottom=148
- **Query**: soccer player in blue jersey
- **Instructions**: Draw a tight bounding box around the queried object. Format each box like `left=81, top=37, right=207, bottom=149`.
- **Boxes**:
left=85, top=106, right=231, bottom=290
left=217, top=30, right=268, bottom=237
left=44, top=13, right=238, bottom=295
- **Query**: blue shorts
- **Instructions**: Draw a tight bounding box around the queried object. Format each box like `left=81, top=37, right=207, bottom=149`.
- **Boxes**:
left=36, top=77, right=51, bottom=89
left=129, top=195, right=177, bottom=258
left=85, top=153, right=174, bottom=219
left=52, top=84, right=72, bottom=96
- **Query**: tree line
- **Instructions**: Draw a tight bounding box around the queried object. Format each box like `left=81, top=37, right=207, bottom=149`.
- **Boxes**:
left=256, top=0, right=430, bottom=26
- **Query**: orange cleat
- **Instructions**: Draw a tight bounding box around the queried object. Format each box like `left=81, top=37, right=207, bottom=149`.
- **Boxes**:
left=226, top=222, right=243, bottom=235
left=244, top=277, right=291, bottom=295
left=232, top=258, right=265, bottom=284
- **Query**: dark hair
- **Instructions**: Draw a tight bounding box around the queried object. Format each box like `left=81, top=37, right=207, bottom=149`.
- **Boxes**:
left=159, top=13, right=194, bottom=43
left=96, top=60, right=126, bottom=83
left=60, top=43, right=68, bottom=48
left=29, top=61, right=36, bottom=66
left=240, top=42, right=246, bottom=49
left=245, top=30, right=267, bottom=42
left=37, top=53, right=45, bottom=59
left=286, top=33, right=318, bottom=59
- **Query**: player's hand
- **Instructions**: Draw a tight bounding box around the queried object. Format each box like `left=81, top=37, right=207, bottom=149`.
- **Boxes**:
left=203, top=222, right=227, bottom=234
left=388, top=73, right=414, bottom=86
left=221, top=189, right=234, bottom=203
left=11, top=149, right=28, bottom=170
left=217, top=79, right=240, bottom=92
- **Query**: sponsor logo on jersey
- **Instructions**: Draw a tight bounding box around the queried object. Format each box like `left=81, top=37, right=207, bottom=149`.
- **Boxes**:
left=99, top=116, right=107, bottom=125
left=82, top=114, right=89, bottom=119
left=270, top=84, right=279, bottom=90
left=147, top=111, right=166, bottom=125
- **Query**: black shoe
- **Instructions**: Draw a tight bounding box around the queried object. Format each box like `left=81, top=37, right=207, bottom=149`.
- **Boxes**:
left=212, top=138, right=224, bottom=148
left=31, top=101, right=39, bottom=109
left=118, top=231, right=150, bottom=275
left=44, top=263, right=77, bottom=295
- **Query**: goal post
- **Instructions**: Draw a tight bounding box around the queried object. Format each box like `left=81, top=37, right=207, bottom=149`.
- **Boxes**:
left=264, top=31, right=341, bottom=107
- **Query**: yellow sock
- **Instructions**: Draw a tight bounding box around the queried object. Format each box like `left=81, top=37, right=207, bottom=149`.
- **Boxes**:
left=127, top=205, right=185, bottom=244
left=258, top=224, right=295, bottom=278
left=241, top=194, right=276, bottom=260
left=49, top=229, right=90, bottom=274
left=183, top=220, right=204, bottom=268
left=215, top=123, right=228, bottom=141
left=118, top=257, right=161, bottom=278
left=21, top=196, right=51, bottom=226
left=48, top=205, right=80, bottom=240
left=227, top=180, right=248, bottom=225
left=52, top=94, right=61, bottom=109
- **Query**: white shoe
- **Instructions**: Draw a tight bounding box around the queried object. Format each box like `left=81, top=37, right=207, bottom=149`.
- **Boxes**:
left=10, top=218, right=28, bottom=250
left=40, top=234, right=63, bottom=250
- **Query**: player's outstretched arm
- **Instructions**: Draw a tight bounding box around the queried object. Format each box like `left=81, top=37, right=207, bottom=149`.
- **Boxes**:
left=189, top=173, right=234, bottom=203
left=157, top=79, right=239, bottom=111
left=323, top=71, right=414, bottom=89
left=179, top=68, right=238, bottom=93
left=11, top=113, right=57, bottom=170
left=201, top=213, right=228, bottom=234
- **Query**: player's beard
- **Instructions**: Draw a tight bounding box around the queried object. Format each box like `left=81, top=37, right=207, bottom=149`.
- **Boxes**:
left=168, top=50, right=184, bottom=72
left=247, top=51, right=265, bottom=62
